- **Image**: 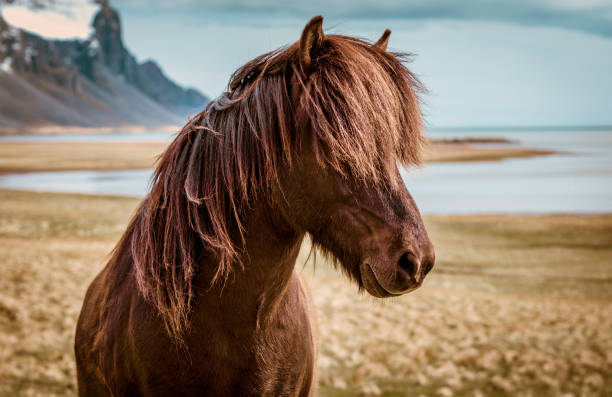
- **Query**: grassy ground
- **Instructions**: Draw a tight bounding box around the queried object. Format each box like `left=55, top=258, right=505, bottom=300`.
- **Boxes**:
left=0, top=141, right=168, bottom=174
left=0, top=140, right=555, bottom=174
left=0, top=189, right=610, bottom=396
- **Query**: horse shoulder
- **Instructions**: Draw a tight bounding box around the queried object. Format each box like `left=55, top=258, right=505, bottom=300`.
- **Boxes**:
left=264, top=270, right=318, bottom=396
left=76, top=259, right=154, bottom=395
left=296, top=270, right=319, bottom=396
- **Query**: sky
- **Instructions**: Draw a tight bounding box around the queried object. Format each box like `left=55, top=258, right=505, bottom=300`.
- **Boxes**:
left=2, top=0, right=612, bottom=128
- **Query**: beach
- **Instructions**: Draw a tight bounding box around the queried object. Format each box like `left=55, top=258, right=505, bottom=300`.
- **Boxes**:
left=0, top=139, right=554, bottom=174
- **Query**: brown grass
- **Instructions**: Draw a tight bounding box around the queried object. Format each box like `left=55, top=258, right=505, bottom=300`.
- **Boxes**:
left=0, top=140, right=555, bottom=174
left=1, top=189, right=609, bottom=396
left=311, top=213, right=612, bottom=396
left=0, top=141, right=168, bottom=174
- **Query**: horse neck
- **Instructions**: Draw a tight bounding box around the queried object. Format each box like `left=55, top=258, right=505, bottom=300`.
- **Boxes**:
left=192, top=197, right=305, bottom=331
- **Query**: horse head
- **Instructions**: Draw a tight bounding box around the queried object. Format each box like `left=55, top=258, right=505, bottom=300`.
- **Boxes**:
left=274, top=16, right=435, bottom=297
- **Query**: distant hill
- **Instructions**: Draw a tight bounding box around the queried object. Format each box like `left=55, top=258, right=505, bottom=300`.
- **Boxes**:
left=0, top=3, right=209, bottom=133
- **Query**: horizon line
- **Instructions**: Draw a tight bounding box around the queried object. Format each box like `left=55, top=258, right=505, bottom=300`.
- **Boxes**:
left=427, top=124, right=612, bottom=132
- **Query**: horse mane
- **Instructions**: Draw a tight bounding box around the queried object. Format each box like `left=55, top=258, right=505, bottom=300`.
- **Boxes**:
left=106, top=33, right=425, bottom=340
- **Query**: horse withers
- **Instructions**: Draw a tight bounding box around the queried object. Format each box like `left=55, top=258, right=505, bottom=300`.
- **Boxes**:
left=75, top=15, right=434, bottom=396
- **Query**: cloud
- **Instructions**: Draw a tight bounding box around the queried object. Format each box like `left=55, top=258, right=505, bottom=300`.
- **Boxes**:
left=1, top=1, right=98, bottom=39
left=114, top=0, right=612, bottom=38
left=8, top=1, right=611, bottom=39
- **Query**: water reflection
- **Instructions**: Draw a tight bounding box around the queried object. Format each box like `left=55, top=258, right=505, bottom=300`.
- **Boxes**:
left=0, top=169, right=152, bottom=198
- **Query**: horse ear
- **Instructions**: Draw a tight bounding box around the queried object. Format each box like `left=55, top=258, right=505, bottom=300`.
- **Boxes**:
left=299, top=15, right=325, bottom=74
left=373, top=29, right=391, bottom=51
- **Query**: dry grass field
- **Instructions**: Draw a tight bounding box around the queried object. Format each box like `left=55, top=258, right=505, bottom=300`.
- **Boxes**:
left=0, top=140, right=554, bottom=174
left=1, top=189, right=610, bottom=397
left=0, top=141, right=168, bottom=174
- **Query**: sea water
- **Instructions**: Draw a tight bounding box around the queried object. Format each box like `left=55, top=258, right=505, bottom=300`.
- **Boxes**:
left=1, top=128, right=611, bottom=214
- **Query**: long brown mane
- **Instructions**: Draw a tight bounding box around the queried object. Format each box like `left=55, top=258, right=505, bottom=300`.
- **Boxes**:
left=104, top=33, right=424, bottom=340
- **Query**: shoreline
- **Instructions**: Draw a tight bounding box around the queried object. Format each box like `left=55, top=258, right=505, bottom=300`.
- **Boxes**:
left=2, top=124, right=609, bottom=136
left=1, top=187, right=607, bottom=217
left=423, top=140, right=556, bottom=163
left=0, top=140, right=557, bottom=174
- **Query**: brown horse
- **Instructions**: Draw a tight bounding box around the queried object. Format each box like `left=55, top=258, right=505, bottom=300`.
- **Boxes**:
left=75, top=16, right=434, bottom=396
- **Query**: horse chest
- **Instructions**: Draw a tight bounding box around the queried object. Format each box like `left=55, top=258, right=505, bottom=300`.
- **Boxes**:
left=133, top=278, right=317, bottom=396
left=247, top=292, right=317, bottom=396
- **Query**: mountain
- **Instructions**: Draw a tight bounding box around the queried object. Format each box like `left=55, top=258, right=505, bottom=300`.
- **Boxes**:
left=0, top=3, right=209, bottom=133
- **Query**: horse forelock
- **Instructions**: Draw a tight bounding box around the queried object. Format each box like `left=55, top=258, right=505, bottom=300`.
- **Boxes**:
left=120, top=33, right=425, bottom=341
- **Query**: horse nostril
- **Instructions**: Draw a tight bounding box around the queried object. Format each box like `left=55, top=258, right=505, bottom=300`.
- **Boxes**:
left=422, top=258, right=434, bottom=276
left=398, top=252, right=418, bottom=279
left=422, top=246, right=435, bottom=276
